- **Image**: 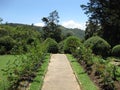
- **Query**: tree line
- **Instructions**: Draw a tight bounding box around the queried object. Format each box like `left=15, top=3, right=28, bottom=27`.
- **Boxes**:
left=81, top=0, right=120, bottom=46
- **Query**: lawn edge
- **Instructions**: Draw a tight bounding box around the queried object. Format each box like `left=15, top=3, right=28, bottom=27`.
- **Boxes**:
left=30, top=54, right=51, bottom=90
left=66, top=54, right=98, bottom=90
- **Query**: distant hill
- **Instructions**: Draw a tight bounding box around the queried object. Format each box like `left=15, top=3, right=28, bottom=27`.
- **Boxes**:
left=0, top=23, right=42, bottom=31
left=0, top=23, right=85, bottom=39
left=59, top=26, right=85, bottom=39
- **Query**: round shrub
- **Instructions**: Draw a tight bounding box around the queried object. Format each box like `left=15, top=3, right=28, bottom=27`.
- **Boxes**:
left=112, top=45, right=120, bottom=57
left=0, top=36, right=16, bottom=54
left=43, top=38, right=58, bottom=53
left=84, top=36, right=111, bottom=56
left=64, top=36, right=81, bottom=54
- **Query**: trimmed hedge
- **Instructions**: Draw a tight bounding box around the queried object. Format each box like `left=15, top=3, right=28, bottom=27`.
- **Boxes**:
left=112, top=45, right=120, bottom=57
left=63, top=36, right=81, bottom=54
left=84, top=36, right=111, bottom=56
left=43, top=38, right=58, bottom=53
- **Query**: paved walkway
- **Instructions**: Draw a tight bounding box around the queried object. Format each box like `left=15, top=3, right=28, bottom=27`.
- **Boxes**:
left=41, top=54, right=81, bottom=90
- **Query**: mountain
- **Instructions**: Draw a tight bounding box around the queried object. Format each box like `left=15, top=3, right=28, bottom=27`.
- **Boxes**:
left=59, top=26, right=85, bottom=39
left=0, top=23, right=85, bottom=39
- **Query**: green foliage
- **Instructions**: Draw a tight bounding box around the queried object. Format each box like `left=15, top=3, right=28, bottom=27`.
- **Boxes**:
left=0, top=46, right=6, bottom=55
left=58, top=40, right=65, bottom=53
left=0, top=36, right=15, bottom=54
left=0, top=23, right=46, bottom=89
left=85, top=21, right=101, bottom=40
left=0, top=28, right=9, bottom=37
left=67, top=54, right=98, bottom=90
left=2, top=41, right=47, bottom=89
left=42, top=10, right=62, bottom=42
left=73, top=45, right=117, bottom=89
left=0, top=23, right=42, bottom=55
left=101, top=65, right=115, bottom=89
left=81, top=0, right=120, bottom=46
left=30, top=54, right=50, bottom=90
left=84, top=36, right=111, bottom=56
left=74, top=44, right=93, bottom=65
left=59, top=26, right=85, bottom=39
left=43, top=38, right=58, bottom=53
left=112, top=45, right=120, bottom=57
left=64, top=36, right=81, bottom=54
left=95, top=60, right=117, bottom=90
left=0, top=55, right=17, bottom=90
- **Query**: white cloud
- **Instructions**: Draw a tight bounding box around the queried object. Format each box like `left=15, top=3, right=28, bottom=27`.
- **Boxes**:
left=61, top=20, right=86, bottom=30
left=34, top=22, right=44, bottom=27
left=34, top=20, right=86, bottom=30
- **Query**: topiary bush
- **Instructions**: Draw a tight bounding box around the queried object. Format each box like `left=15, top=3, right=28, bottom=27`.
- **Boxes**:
left=63, top=36, right=81, bottom=54
left=112, top=45, right=120, bottom=57
left=43, top=38, right=58, bottom=53
left=84, top=36, right=111, bottom=57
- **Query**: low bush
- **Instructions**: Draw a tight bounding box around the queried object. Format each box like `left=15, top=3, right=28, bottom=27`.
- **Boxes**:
left=2, top=41, right=47, bottom=90
left=74, top=43, right=93, bottom=67
left=84, top=36, right=111, bottom=57
left=43, top=38, right=58, bottom=53
left=112, top=45, right=120, bottom=57
left=63, top=36, right=81, bottom=54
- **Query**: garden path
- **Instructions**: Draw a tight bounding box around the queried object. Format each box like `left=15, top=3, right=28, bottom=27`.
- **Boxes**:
left=41, top=54, right=81, bottom=90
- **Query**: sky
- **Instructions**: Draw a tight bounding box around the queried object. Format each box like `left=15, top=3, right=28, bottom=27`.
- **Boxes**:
left=0, top=0, right=89, bottom=30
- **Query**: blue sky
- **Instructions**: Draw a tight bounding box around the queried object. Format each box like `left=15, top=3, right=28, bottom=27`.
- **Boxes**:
left=0, top=0, right=89, bottom=30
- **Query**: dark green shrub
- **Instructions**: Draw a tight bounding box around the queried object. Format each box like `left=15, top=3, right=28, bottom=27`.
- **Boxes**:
left=43, top=38, right=58, bottom=53
left=0, top=36, right=15, bottom=54
left=0, top=46, right=6, bottom=54
left=27, top=37, right=35, bottom=44
left=0, top=28, right=9, bottom=37
left=58, top=40, right=65, bottom=53
left=84, top=36, right=111, bottom=56
left=112, top=45, right=120, bottom=57
left=64, top=36, right=81, bottom=54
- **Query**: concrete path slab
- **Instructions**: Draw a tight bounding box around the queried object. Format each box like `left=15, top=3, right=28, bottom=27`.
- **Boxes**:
left=41, top=54, right=81, bottom=90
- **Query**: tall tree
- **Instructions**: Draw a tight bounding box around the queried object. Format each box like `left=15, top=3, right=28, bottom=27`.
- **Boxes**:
left=42, top=10, right=62, bottom=42
left=81, top=0, right=120, bottom=46
left=85, top=20, right=101, bottom=39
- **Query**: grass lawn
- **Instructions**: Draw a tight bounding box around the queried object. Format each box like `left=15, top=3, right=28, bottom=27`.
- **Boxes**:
left=0, top=55, right=17, bottom=90
left=30, top=54, right=50, bottom=90
left=0, top=54, right=50, bottom=90
left=67, top=54, right=98, bottom=90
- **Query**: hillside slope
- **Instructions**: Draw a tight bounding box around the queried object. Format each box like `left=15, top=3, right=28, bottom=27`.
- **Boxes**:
left=59, top=26, right=85, bottom=39
left=0, top=23, right=85, bottom=39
